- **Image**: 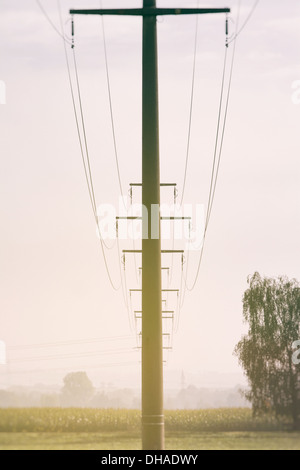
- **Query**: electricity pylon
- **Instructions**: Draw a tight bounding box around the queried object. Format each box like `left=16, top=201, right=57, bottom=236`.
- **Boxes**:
left=70, top=1, right=230, bottom=450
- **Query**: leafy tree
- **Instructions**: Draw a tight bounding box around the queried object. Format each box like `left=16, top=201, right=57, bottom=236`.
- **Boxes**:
left=61, top=372, right=94, bottom=407
left=235, top=272, right=300, bottom=429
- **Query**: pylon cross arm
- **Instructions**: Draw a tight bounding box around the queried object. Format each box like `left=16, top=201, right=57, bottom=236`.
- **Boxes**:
left=70, top=8, right=230, bottom=17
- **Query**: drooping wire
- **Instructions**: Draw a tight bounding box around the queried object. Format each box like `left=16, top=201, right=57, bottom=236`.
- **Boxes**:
left=117, top=226, right=135, bottom=333
left=72, top=52, right=121, bottom=280
left=57, top=11, right=95, bottom=220
left=11, top=348, right=138, bottom=364
left=169, top=219, right=176, bottom=284
left=176, top=253, right=188, bottom=332
left=181, top=1, right=241, bottom=293
left=36, top=0, right=72, bottom=45
left=98, top=1, right=139, bottom=285
left=72, top=49, right=98, bottom=215
left=205, top=47, right=228, bottom=230
left=9, top=335, right=133, bottom=350
left=206, top=7, right=241, bottom=228
left=180, top=4, right=200, bottom=207
left=227, top=0, right=260, bottom=45
left=99, top=0, right=125, bottom=200
left=57, top=0, right=121, bottom=290
left=6, top=361, right=139, bottom=376
left=71, top=46, right=117, bottom=254
left=167, top=0, right=200, bottom=321
left=179, top=48, right=229, bottom=295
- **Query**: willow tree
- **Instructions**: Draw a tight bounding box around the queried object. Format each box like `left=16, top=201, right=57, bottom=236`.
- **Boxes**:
left=235, top=272, right=300, bottom=429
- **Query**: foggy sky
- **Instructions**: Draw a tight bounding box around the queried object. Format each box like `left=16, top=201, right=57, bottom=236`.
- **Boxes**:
left=0, top=0, right=300, bottom=389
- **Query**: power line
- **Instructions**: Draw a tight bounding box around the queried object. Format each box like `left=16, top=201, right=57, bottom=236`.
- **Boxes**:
left=98, top=2, right=140, bottom=287
left=57, top=2, right=97, bottom=222
left=182, top=0, right=241, bottom=292
left=228, top=0, right=260, bottom=45
left=206, top=4, right=241, bottom=227
left=70, top=0, right=136, bottom=302
left=58, top=0, right=122, bottom=291
left=3, top=361, right=139, bottom=376
left=72, top=49, right=98, bottom=216
left=58, top=1, right=139, bottom=312
left=8, top=335, right=134, bottom=351
left=71, top=46, right=116, bottom=252
left=10, top=348, right=138, bottom=364
left=180, top=5, right=200, bottom=206
left=36, top=0, right=72, bottom=45
left=117, top=234, right=135, bottom=333
left=205, top=47, right=228, bottom=228
left=99, top=1, right=125, bottom=199
left=179, top=48, right=229, bottom=294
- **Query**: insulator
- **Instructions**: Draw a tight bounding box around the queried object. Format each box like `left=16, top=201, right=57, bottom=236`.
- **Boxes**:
left=71, top=16, right=75, bottom=49
left=225, top=15, right=229, bottom=48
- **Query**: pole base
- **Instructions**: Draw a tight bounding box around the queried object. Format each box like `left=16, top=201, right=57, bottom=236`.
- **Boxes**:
left=142, top=415, right=165, bottom=450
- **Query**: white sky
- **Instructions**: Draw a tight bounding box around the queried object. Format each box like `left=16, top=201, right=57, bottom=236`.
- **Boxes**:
left=0, top=0, right=300, bottom=390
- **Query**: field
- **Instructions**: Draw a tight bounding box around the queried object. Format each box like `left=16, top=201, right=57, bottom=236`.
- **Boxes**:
left=0, top=408, right=299, bottom=450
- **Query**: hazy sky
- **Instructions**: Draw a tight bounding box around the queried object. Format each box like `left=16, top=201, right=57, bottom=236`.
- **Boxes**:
left=1, top=0, right=300, bottom=390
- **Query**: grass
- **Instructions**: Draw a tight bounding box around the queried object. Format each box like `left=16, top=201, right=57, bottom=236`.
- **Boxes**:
left=0, top=408, right=299, bottom=450
left=0, top=432, right=300, bottom=450
left=0, top=408, right=286, bottom=433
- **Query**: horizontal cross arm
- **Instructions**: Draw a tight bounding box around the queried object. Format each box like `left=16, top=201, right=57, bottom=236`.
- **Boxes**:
left=130, top=183, right=177, bottom=187
left=123, top=250, right=184, bottom=254
left=70, top=8, right=230, bottom=17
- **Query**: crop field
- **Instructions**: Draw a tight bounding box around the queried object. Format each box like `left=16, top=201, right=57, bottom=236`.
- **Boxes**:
left=0, top=408, right=299, bottom=450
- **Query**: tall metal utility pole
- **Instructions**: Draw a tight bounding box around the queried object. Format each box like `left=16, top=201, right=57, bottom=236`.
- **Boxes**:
left=70, top=2, right=230, bottom=451
left=141, top=0, right=163, bottom=450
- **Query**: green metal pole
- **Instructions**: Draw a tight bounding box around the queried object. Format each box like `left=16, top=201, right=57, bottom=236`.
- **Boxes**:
left=142, top=0, right=164, bottom=451
left=70, top=3, right=229, bottom=451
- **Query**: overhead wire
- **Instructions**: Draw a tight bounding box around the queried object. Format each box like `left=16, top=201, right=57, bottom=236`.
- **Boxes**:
left=167, top=2, right=200, bottom=337
left=4, top=361, right=139, bottom=376
left=180, top=3, right=200, bottom=207
left=8, top=335, right=134, bottom=351
left=71, top=46, right=117, bottom=251
left=206, top=26, right=239, bottom=226
left=41, top=0, right=246, bottom=342
left=177, top=257, right=185, bottom=332
left=36, top=0, right=72, bottom=45
left=56, top=3, right=97, bottom=223
left=72, top=49, right=98, bottom=216
left=181, top=0, right=241, bottom=293
left=57, top=0, right=122, bottom=291
left=205, top=47, right=228, bottom=229
left=164, top=1, right=200, bottom=325
left=206, top=2, right=241, bottom=227
left=227, top=0, right=260, bottom=45
left=10, top=348, right=139, bottom=364
left=117, top=236, right=135, bottom=333
left=99, top=0, right=125, bottom=200
left=98, top=0, right=140, bottom=303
